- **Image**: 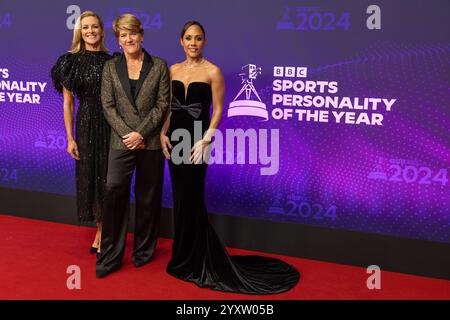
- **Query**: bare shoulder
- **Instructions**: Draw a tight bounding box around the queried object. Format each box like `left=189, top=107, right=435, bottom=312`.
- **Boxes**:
left=169, top=62, right=182, bottom=77
left=170, top=62, right=183, bottom=71
left=205, top=61, right=223, bottom=81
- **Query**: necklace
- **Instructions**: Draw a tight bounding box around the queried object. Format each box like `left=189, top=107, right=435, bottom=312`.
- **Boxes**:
left=184, top=58, right=205, bottom=69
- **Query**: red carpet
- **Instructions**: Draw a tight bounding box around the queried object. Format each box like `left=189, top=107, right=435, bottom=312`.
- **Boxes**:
left=0, top=214, right=448, bottom=300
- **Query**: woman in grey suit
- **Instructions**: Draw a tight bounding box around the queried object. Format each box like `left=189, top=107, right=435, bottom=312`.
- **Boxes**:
left=96, top=13, right=170, bottom=278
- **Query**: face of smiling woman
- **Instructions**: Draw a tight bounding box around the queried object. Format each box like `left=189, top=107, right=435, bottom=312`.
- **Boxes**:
left=118, top=28, right=144, bottom=55
left=80, top=16, right=102, bottom=50
left=180, top=25, right=206, bottom=59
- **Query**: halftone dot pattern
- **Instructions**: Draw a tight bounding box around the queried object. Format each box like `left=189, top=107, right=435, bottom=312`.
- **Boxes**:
left=205, top=42, right=450, bottom=243
left=1, top=41, right=449, bottom=243
left=0, top=54, right=76, bottom=195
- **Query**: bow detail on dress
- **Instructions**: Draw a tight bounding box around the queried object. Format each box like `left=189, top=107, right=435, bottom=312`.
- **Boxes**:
left=171, top=96, right=202, bottom=119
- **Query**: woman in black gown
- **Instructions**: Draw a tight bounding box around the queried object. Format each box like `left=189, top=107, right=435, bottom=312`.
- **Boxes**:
left=51, top=11, right=111, bottom=253
left=160, top=21, right=299, bottom=294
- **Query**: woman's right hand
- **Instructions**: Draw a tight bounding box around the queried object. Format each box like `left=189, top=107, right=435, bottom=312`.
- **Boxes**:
left=67, top=139, right=80, bottom=160
left=160, top=135, right=172, bottom=160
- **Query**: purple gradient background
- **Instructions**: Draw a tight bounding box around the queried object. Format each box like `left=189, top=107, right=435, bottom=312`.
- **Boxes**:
left=0, top=0, right=449, bottom=243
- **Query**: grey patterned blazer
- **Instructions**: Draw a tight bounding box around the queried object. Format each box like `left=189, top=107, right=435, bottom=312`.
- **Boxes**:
left=101, top=49, right=169, bottom=150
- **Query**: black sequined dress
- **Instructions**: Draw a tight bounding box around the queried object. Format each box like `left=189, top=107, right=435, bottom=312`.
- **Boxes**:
left=166, top=80, right=300, bottom=294
left=51, top=51, right=111, bottom=222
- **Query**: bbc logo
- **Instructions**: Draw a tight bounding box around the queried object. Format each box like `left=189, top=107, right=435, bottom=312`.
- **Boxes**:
left=273, top=66, right=307, bottom=78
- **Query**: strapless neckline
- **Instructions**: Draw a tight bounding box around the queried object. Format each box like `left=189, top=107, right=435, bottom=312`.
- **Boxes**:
left=172, top=79, right=210, bottom=103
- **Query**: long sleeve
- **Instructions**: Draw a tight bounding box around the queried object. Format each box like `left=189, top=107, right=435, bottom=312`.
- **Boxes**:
left=101, top=61, right=133, bottom=138
left=136, top=61, right=170, bottom=138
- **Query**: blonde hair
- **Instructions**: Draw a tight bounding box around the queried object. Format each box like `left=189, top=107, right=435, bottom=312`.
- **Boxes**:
left=69, top=11, right=108, bottom=54
left=113, top=13, right=144, bottom=38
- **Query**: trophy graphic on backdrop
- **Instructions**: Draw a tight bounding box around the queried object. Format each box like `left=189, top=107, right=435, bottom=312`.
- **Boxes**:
left=268, top=193, right=285, bottom=214
left=368, top=157, right=388, bottom=180
left=276, top=7, right=295, bottom=30
left=227, top=64, right=268, bottom=120
left=34, top=130, right=47, bottom=148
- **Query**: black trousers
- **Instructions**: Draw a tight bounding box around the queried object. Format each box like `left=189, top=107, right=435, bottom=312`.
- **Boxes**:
left=96, top=148, right=164, bottom=277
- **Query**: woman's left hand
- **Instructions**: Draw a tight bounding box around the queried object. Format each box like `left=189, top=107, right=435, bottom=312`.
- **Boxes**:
left=190, top=139, right=210, bottom=164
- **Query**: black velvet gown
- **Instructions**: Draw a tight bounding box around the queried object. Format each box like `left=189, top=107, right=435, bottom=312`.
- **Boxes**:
left=166, top=80, right=300, bottom=294
left=51, top=51, right=111, bottom=222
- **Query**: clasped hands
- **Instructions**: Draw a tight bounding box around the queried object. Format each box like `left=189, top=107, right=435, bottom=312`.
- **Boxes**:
left=123, top=132, right=145, bottom=150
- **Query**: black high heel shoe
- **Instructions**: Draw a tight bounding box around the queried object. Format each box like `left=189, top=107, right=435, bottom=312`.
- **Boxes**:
left=90, top=246, right=98, bottom=254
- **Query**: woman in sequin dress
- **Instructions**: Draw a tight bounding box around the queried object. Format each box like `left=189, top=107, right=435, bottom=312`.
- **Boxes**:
left=51, top=11, right=111, bottom=253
